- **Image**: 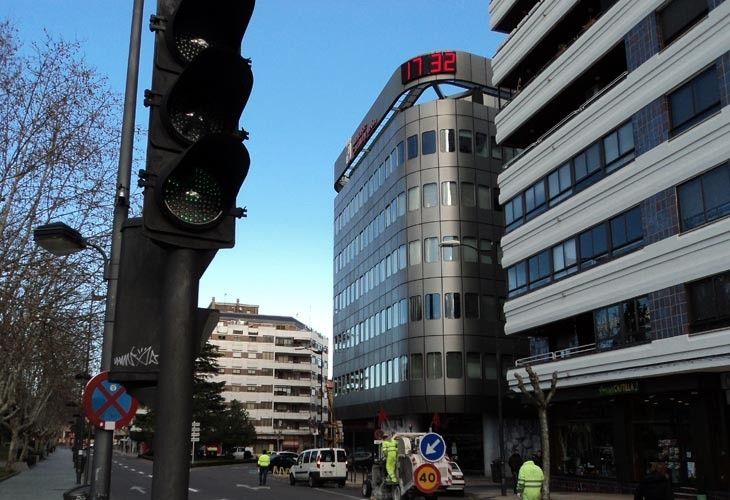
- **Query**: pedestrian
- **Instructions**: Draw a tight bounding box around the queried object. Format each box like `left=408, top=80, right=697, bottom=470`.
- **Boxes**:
left=508, top=448, right=523, bottom=494
left=532, top=449, right=543, bottom=468
left=257, top=450, right=271, bottom=486
left=517, top=458, right=544, bottom=500
left=634, top=462, right=674, bottom=500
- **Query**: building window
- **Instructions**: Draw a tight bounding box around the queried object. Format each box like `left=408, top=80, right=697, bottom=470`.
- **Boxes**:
left=505, top=194, right=524, bottom=231
left=423, top=183, right=438, bottom=208
left=579, top=223, right=609, bottom=269
left=440, top=129, right=455, bottom=152
left=658, top=0, right=708, bottom=46
left=408, top=240, right=421, bottom=265
left=441, top=236, right=459, bottom=262
left=528, top=249, right=551, bottom=289
left=573, top=142, right=602, bottom=190
left=490, top=136, right=502, bottom=159
left=462, top=237, right=478, bottom=263
left=459, top=129, right=473, bottom=153
left=669, top=66, right=720, bottom=136
left=411, top=353, right=423, bottom=380
left=687, top=270, right=730, bottom=333
left=441, top=181, right=458, bottom=206
left=425, top=293, right=441, bottom=320
left=424, top=237, right=439, bottom=263
left=475, top=132, right=489, bottom=157
left=407, top=186, right=420, bottom=211
left=603, top=122, right=635, bottom=173
left=594, top=296, right=651, bottom=349
left=446, top=352, right=463, bottom=378
left=477, top=185, right=491, bottom=210
left=461, top=182, right=476, bottom=207
left=409, top=295, right=422, bottom=322
left=524, top=180, right=547, bottom=220
left=464, top=293, right=479, bottom=318
left=552, top=239, right=578, bottom=279
left=479, top=239, right=494, bottom=265
left=407, top=134, right=418, bottom=159
left=397, top=141, right=405, bottom=165
left=466, top=352, right=481, bottom=379
left=507, top=261, right=528, bottom=297
left=426, top=352, right=443, bottom=379
left=548, top=162, right=572, bottom=206
left=678, top=162, right=730, bottom=230
left=422, top=130, right=437, bottom=155
left=609, top=206, right=643, bottom=254
left=445, top=293, right=461, bottom=319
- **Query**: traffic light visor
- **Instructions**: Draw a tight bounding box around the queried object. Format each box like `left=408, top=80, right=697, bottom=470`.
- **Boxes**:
left=159, top=134, right=249, bottom=230
left=164, top=48, right=253, bottom=145
left=168, top=0, right=255, bottom=65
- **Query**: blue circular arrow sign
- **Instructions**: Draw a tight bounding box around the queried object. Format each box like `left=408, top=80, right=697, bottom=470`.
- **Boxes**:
left=419, top=432, right=446, bottom=462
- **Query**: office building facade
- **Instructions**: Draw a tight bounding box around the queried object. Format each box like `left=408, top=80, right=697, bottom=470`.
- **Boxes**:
left=208, top=300, right=328, bottom=453
left=332, top=51, right=529, bottom=472
left=491, top=0, right=730, bottom=494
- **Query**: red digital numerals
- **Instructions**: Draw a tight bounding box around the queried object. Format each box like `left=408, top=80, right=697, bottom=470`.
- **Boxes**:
left=401, top=51, right=457, bottom=84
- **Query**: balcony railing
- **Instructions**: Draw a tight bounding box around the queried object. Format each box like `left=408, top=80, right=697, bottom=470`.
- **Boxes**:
left=515, top=342, right=597, bottom=366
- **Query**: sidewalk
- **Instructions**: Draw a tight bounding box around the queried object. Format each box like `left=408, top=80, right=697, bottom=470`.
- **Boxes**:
left=0, top=446, right=78, bottom=500
left=463, top=476, right=634, bottom=500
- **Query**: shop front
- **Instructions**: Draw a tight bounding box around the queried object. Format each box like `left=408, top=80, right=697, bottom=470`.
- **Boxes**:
left=547, top=373, right=728, bottom=495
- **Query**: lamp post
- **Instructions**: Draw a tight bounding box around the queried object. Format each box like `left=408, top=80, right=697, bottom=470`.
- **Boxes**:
left=296, top=344, right=325, bottom=448
left=440, top=238, right=508, bottom=496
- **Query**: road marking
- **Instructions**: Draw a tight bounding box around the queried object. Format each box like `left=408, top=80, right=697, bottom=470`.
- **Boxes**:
left=147, top=474, right=153, bottom=478
left=189, top=487, right=199, bottom=492
left=130, top=486, right=146, bottom=494
left=236, top=484, right=270, bottom=490
left=311, top=488, right=362, bottom=500
left=138, top=471, right=145, bottom=475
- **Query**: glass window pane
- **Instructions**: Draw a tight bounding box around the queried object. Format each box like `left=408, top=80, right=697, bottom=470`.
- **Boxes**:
left=445, top=292, right=461, bottom=319
left=604, top=131, right=619, bottom=164
left=441, top=181, right=458, bottom=206
left=442, top=236, right=459, bottom=262
left=564, top=239, right=577, bottom=267
left=701, top=165, right=730, bottom=221
left=422, top=130, right=437, bottom=155
left=694, top=67, right=720, bottom=113
left=626, top=207, right=643, bottom=243
left=446, top=352, right=463, bottom=378
left=426, top=352, right=443, bottom=379
left=586, top=143, right=601, bottom=173
left=611, top=214, right=627, bottom=248
left=465, top=293, right=479, bottom=318
left=459, top=129, right=473, bottom=153
left=411, top=353, right=423, bottom=380
left=478, top=185, right=490, bottom=209
left=491, top=136, right=502, bottom=159
left=618, top=122, right=634, bottom=154
left=410, top=295, right=422, bottom=321
left=466, top=352, right=481, bottom=378
left=479, top=239, right=494, bottom=265
left=461, top=182, right=476, bottom=207
left=440, top=129, right=455, bottom=152
left=408, top=186, right=420, bottom=211
left=553, top=244, right=565, bottom=271
left=423, top=183, right=438, bottom=208
left=397, top=141, right=405, bottom=165
left=670, top=84, right=693, bottom=129
left=409, top=240, right=421, bottom=265
left=475, top=132, right=488, bottom=157
left=679, top=178, right=704, bottom=229
left=574, top=153, right=587, bottom=180
left=407, top=134, right=418, bottom=159
left=594, top=224, right=608, bottom=256
left=424, top=237, right=438, bottom=263
left=463, top=237, right=478, bottom=263
left=425, top=293, right=441, bottom=319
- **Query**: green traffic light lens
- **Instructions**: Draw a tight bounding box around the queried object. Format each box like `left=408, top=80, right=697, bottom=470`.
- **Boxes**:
left=163, top=167, right=224, bottom=226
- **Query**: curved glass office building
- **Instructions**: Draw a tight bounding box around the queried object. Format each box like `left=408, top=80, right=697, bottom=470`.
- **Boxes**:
left=332, top=51, right=526, bottom=472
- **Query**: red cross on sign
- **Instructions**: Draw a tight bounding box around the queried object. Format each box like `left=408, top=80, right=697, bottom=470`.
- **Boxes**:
left=82, top=371, right=138, bottom=431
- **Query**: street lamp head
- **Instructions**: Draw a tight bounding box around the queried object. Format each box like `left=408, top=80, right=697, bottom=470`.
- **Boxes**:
left=34, top=222, right=87, bottom=256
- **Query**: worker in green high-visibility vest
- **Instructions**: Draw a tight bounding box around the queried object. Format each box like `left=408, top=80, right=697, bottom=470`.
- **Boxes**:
left=516, top=458, right=544, bottom=500
left=381, top=434, right=398, bottom=482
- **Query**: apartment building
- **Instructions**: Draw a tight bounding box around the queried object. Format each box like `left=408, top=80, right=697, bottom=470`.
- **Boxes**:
left=208, top=300, right=328, bottom=453
left=491, top=0, right=730, bottom=495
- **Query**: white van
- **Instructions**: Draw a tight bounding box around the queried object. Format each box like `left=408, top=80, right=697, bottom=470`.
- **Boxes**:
left=289, top=447, right=347, bottom=487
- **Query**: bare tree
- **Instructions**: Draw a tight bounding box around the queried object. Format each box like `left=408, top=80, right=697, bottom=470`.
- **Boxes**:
left=0, top=20, right=120, bottom=468
left=514, top=365, right=558, bottom=500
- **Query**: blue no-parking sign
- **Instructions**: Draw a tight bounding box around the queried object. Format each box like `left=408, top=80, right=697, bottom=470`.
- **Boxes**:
left=419, top=432, right=446, bottom=462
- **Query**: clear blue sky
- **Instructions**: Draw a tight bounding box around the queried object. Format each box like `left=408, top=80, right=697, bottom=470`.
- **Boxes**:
left=5, top=1, right=504, bottom=341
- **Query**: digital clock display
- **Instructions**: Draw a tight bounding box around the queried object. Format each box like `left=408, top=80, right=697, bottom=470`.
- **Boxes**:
left=400, top=51, right=457, bottom=85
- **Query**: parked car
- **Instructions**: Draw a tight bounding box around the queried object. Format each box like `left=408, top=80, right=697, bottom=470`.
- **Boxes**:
left=350, top=451, right=373, bottom=470
left=289, top=447, right=347, bottom=487
left=269, top=451, right=298, bottom=471
left=445, top=461, right=465, bottom=496
left=232, top=447, right=253, bottom=460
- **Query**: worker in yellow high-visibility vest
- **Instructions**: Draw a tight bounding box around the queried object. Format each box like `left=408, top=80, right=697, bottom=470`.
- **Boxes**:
left=516, top=459, right=544, bottom=500
left=381, top=434, right=398, bottom=482
left=257, top=450, right=271, bottom=486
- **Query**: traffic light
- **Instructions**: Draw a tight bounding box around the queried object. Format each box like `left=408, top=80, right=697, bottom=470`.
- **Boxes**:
left=140, top=0, right=254, bottom=249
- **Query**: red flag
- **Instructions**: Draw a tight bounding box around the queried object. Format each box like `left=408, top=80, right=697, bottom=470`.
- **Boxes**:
left=431, top=412, right=441, bottom=430
left=377, top=406, right=389, bottom=426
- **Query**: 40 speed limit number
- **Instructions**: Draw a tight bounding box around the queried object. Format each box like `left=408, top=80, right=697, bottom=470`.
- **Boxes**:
left=413, top=463, right=441, bottom=494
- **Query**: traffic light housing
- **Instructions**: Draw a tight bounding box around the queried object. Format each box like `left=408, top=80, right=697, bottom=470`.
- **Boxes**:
left=140, top=0, right=254, bottom=249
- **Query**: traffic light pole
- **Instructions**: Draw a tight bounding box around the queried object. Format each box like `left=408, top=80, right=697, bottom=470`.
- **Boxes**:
left=151, top=248, right=197, bottom=499
left=88, top=0, right=143, bottom=498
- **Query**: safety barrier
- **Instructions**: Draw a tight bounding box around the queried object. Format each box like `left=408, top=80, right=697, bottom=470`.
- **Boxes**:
left=272, top=466, right=290, bottom=475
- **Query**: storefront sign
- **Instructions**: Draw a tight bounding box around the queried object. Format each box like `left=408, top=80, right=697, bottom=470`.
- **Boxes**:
left=598, top=381, right=639, bottom=396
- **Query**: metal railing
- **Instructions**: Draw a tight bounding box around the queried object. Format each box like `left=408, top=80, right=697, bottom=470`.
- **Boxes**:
left=515, top=342, right=597, bottom=366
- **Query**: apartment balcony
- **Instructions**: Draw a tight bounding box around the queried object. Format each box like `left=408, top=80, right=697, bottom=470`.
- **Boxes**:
left=506, top=328, right=730, bottom=391
left=498, top=3, right=730, bottom=205
left=495, top=0, right=678, bottom=147
left=490, top=0, right=538, bottom=34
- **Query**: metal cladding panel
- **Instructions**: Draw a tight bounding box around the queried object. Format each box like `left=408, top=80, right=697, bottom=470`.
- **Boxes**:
left=334, top=51, right=494, bottom=190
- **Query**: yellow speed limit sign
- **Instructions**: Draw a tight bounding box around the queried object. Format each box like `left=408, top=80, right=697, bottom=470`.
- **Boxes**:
left=414, top=463, right=441, bottom=494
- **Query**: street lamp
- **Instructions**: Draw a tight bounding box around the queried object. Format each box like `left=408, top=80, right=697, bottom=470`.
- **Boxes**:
left=440, top=238, right=508, bottom=496
left=34, top=221, right=115, bottom=498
